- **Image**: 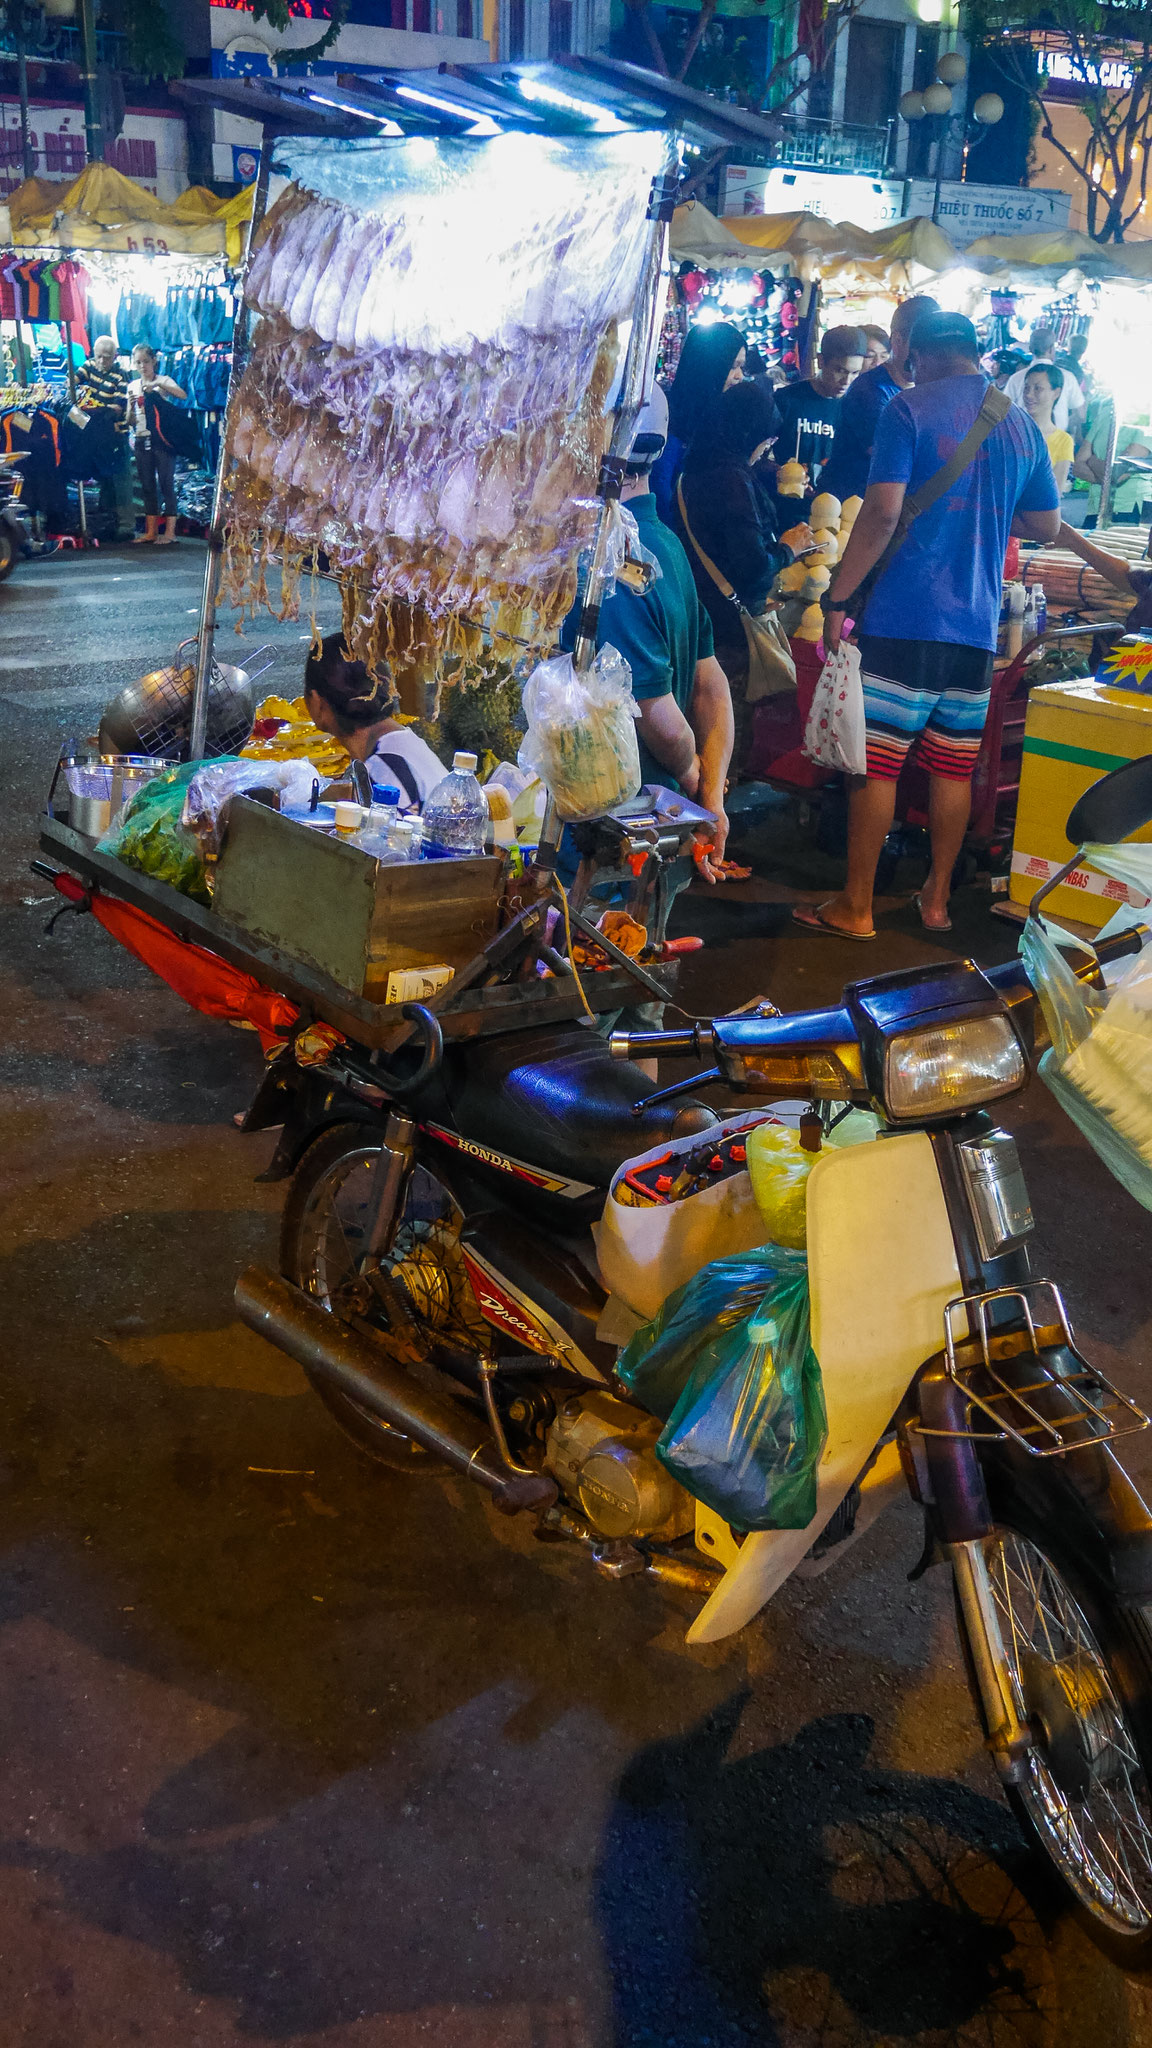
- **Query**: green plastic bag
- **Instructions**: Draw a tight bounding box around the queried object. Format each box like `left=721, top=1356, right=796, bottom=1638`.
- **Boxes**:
left=617, top=1245, right=826, bottom=1532
left=97, top=763, right=213, bottom=904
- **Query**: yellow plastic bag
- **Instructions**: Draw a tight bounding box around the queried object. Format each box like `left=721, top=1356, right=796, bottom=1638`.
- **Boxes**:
left=745, top=1124, right=812, bottom=1249
left=746, top=1111, right=881, bottom=1248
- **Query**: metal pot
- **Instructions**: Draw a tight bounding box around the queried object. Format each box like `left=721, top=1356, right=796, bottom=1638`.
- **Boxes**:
left=59, top=752, right=178, bottom=839
left=99, top=637, right=276, bottom=760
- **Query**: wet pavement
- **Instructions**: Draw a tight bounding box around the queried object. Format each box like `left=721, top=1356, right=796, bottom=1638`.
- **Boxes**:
left=3, top=541, right=1152, bottom=2045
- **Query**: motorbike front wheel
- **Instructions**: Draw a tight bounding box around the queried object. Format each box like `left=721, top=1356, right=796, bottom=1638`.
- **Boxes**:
left=956, top=1512, right=1152, bottom=1961
left=0, top=527, right=15, bottom=582
left=280, top=1121, right=439, bottom=1471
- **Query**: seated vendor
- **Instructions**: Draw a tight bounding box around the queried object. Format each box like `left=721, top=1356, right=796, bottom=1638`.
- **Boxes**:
left=303, top=635, right=446, bottom=810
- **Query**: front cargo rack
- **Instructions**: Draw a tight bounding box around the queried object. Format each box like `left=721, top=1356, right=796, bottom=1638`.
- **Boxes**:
left=921, top=1282, right=1150, bottom=1457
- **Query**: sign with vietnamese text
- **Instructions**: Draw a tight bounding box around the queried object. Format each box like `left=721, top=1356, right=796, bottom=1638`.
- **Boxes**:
left=725, top=164, right=904, bottom=231
left=902, top=180, right=1072, bottom=246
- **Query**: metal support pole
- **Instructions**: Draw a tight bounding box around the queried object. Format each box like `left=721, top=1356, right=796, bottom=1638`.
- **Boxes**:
left=16, top=14, right=35, bottom=184
left=531, top=153, right=674, bottom=880
left=64, top=323, right=87, bottom=540
left=1098, top=402, right=1120, bottom=534
left=78, top=0, right=103, bottom=165
left=188, top=140, right=272, bottom=761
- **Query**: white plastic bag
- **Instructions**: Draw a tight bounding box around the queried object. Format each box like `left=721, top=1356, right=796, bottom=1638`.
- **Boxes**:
left=518, top=643, right=641, bottom=823
left=803, top=641, right=866, bottom=777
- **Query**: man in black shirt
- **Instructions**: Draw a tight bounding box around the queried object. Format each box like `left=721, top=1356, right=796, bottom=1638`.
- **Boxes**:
left=76, top=336, right=132, bottom=541
left=770, top=325, right=867, bottom=516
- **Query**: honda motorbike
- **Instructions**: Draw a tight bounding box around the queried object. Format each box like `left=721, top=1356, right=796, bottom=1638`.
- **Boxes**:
left=231, top=756, right=1152, bottom=1957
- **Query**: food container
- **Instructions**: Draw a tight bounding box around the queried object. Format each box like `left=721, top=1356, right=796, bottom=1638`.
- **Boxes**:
left=60, top=752, right=178, bottom=839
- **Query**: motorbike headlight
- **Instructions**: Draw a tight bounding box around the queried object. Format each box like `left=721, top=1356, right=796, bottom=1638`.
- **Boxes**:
left=883, top=1014, right=1026, bottom=1121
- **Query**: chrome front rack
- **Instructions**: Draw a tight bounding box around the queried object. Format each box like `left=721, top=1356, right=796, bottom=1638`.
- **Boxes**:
left=921, top=1281, right=1149, bottom=1457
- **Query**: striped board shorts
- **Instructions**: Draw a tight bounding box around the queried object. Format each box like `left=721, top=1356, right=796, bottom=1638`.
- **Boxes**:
left=858, top=635, right=994, bottom=783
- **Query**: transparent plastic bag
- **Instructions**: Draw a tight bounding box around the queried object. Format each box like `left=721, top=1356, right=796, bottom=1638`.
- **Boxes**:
left=1021, top=840, right=1152, bottom=1213
left=617, top=1245, right=826, bottom=1531
left=182, top=758, right=320, bottom=858
left=98, top=765, right=210, bottom=904
left=597, top=500, right=662, bottom=602
left=518, top=642, right=641, bottom=823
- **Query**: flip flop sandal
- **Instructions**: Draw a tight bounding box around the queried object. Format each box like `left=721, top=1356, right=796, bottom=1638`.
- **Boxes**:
left=913, top=892, right=953, bottom=933
left=792, top=902, right=876, bottom=942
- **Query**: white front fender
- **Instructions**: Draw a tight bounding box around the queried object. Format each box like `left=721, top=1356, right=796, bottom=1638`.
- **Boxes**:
left=685, top=1129, right=961, bottom=1645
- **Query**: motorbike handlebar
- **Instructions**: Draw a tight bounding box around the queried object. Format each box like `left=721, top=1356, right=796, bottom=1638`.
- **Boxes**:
left=608, top=1026, right=706, bottom=1061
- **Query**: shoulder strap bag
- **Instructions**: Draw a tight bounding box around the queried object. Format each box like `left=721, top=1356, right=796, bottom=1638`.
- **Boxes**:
left=676, top=477, right=797, bottom=704
left=838, top=384, right=1013, bottom=618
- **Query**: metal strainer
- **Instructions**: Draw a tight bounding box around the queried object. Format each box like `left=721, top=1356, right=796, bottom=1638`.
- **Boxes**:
left=99, top=637, right=277, bottom=760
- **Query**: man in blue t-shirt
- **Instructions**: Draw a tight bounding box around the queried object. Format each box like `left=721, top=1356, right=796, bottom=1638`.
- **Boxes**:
left=818, top=295, right=938, bottom=507
left=797, top=312, right=1060, bottom=940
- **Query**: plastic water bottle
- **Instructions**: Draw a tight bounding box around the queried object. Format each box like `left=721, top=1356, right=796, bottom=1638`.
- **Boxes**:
left=387, top=813, right=419, bottom=862
left=420, top=751, right=487, bottom=860
left=353, top=790, right=406, bottom=863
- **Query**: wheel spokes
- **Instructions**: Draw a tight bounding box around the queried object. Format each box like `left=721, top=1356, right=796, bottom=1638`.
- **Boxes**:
left=988, top=1530, right=1152, bottom=1932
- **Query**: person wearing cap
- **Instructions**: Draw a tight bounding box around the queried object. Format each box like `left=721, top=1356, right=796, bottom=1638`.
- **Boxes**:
left=804, top=311, right=1060, bottom=940
left=560, top=384, right=732, bottom=881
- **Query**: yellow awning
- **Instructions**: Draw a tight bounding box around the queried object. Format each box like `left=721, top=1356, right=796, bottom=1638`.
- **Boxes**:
left=670, top=199, right=958, bottom=291
left=8, top=162, right=253, bottom=260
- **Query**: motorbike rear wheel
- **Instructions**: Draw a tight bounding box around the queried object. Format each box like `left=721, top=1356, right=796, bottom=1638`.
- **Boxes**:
left=955, top=1509, right=1152, bottom=1962
left=280, top=1121, right=439, bottom=1471
left=0, top=528, right=15, bottom=582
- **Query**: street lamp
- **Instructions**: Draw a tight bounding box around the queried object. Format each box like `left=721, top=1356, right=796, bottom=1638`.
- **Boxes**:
left=899, top=50, right=1003, bottom=225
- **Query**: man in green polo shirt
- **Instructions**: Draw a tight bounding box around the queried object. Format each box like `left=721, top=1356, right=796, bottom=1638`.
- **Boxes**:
left=562, top=386, right=733, bottom=876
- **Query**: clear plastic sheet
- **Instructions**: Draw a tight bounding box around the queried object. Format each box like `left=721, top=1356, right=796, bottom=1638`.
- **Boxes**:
left=617, top=1245, right=826, bottom=1532
left=98, top=765, right=210, bottom=904
left=518, top=643, right=641, bottom=822
left=224, top=131, right=671, bottom=703
left=1022, top=840, right=1152, bottom=1212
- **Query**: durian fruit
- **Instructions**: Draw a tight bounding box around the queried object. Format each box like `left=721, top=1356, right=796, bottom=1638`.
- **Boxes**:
left=777, top=459, right=807, bottom=498
left=840, top=495, right=863, bottom=528
left=795, top=603, right=825, bottom=642
left=810, top=491, right=842, bottom=530
left=776, top=561, right=808, bottom=595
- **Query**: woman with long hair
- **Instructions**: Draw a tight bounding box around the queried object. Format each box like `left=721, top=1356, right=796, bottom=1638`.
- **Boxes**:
left=652, top=320, right=745, bottom=523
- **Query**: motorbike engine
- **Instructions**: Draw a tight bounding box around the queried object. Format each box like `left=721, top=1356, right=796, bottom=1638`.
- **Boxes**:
left=545, top=1391, right=695, bottom=1540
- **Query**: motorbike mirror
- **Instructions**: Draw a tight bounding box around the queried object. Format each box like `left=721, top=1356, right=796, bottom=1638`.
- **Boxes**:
left=1066, top=753, right=1152, bottom=846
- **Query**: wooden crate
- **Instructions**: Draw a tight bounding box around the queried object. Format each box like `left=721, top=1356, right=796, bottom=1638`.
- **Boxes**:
left=212, top=799, right=505, bottom=998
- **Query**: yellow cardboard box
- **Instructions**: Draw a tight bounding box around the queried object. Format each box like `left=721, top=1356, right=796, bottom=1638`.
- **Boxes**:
left=1010, top=678, right=1152, bottom=927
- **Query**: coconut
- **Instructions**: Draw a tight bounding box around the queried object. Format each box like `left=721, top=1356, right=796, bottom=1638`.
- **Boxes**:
left=812, top=529, right=840, bottom=563
left=776, top=459, right=807, bottom=498
left=840, top=495, right=863, bottom=527
left=776, top=562, right=808, bottom=594
left=809, top=491, right=842, bottom=530
left=802, top=566, right=831, bottom=599
left=795, top=603, right=825, bottom=642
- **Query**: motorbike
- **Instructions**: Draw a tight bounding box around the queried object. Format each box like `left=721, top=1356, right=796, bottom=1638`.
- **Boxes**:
left=228, top=755, right=1152, bottom=1957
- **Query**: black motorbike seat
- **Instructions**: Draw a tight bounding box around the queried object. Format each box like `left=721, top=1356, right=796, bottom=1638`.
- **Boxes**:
left=442, top=1023, right=717, bottom=1190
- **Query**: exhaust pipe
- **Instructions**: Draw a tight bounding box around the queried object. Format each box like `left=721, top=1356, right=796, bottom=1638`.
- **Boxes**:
left=235, top=1267, right=556, bottom=1515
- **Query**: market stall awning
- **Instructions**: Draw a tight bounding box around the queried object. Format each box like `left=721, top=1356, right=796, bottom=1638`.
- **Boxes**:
left=962, top=227, right=1152, bottom=286
left=670, top=199, right=959, bottom=289
left=8, top=162, right=253, bottom=258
